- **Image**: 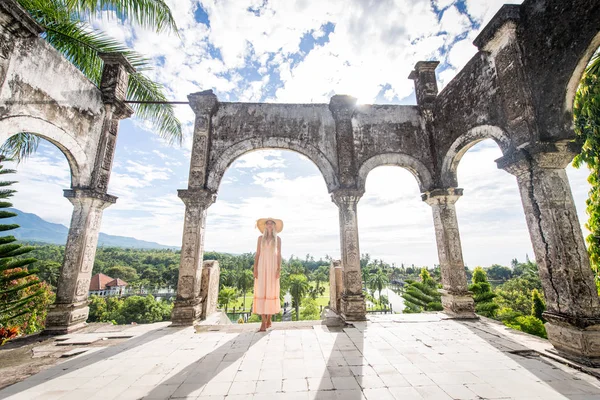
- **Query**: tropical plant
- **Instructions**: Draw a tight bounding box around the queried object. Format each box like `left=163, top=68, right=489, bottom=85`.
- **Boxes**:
left=300, top=297, right=320, bottom=320
left=309, top=265, right=328, bottom=300
left=531, top=289, right=545, bottom=322
left=235, top=269, right=254, bottom=310
left=6, top=0, right=182, bottom=160
left=402, top=269, right=442, bottom=313
left=468, top=267, right=499, bottom=318
left=367, top=268, right=389, bottom=302
left=288, top=274, right=309, bottom=321
left=0, top=158, right=53, bottom=336
left=573, top=52, right=600, bottom=292
left=218, top=286, right=238, bottom=313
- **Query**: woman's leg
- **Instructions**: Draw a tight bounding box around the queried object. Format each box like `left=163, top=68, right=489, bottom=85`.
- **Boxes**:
left=266, top=314, right=272, bottom=328
left=259, top=314, right=267, bottom=332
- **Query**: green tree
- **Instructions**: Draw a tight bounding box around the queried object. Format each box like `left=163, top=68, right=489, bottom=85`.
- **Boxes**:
left=218, top=286, right=238, bottom=313
left=35, top=260, right=61, bottom=289
left=573, top=52, right=600, bottom=292
left=105, top=265, right=138, bottom=282
left=235, top=269, right=254, bottom=310
left=0, top=159, right=51, bottom=334
left=7, top=0, right=181, bottom=161
left=469, top=267, right=498, bottom=318
left=288, top=274, right=309, bottom=321
left=300, top=297, right=320, bottom=320
left=309, top=265, right=328, bottom=300
left=531, top=288, right=545, bottom=322
left=367, top=268, right=389, bottom=303
left=485, top=264, right=512, bottom=283
left=402, top=269, right=442, bottom=313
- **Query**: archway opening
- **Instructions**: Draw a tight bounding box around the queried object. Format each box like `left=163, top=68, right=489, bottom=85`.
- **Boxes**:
left=357, top=166, right=435, bottom=314
left=206, top=149, right=339, bottom=322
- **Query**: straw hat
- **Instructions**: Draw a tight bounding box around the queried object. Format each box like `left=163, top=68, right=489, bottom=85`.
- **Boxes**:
left=256, top=217, right=283, bottom=234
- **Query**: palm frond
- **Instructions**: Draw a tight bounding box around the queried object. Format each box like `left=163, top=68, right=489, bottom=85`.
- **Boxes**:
left=67, top=0, right=179, bottom=35
left=0, top=133, right=40, bottom=163
left=128, top=73, right=182, bottom=144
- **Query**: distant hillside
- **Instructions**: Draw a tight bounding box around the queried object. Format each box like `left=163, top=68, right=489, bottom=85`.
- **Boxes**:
left=8, top=208, right=178, bottom=250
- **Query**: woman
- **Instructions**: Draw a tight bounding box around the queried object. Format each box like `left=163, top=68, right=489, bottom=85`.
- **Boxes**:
left=253, top=217, right=282, bottom=332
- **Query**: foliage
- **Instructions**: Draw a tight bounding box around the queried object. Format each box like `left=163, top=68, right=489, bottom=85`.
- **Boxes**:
left=468, top=267, right=499, bottom=318
left=87, top=295, right=171, bottom=324
left=367, top=268, right=389, bottom=301
left=247, top=314, right=261, bottom=323
left=218, top=286, right=238, bottom=313
left=0, top=159, right=54, bottom=337
left=402, top=269, right=442, bottom=313
left=573, top=52, right=600, bottom=293
left=504, top=315, right=547, bottom=339
left=7, top=0, right=181, bottom=161
left=105, top=265, right=138, bottom=282
left=531, top=289, right=545, bottom=322
left=485, top=264, right=513, bottom=283
left=288, top=274, right=309, bottom=321
left=300, top=297, right=320, bottom=320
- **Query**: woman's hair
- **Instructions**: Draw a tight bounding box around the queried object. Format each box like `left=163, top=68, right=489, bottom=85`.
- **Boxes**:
left=262, top=222, right=278, bottom=247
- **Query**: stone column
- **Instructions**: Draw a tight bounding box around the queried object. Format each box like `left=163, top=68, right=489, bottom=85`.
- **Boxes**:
left=422, top=188, right=476, bottom=318
left=171, top=188, right=216, bottom=325
left=45, top=190, right=116, bottom=333
left=498, top=143, right=600, bottom=364
left=332, top=189, right=366, bottom=321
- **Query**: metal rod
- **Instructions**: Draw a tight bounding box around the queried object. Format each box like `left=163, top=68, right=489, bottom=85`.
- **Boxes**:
left=124, top=100, right=189, bottom=104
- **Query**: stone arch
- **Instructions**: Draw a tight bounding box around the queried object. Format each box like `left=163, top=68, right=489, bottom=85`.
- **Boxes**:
left=441, top=125, right=511, bottom=187
left=565, top=31, right=600, bottom=113
left=357, top=153, right=434, bottom=193
left=206, top=137, right=339, bottom=193
left=0, top=115, right=90, bottom=187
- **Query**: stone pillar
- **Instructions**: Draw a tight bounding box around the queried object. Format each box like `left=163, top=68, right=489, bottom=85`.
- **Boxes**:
left=332, top=189, right=366, bottom=321
left=408, top=61, right=440, bottom=108
left=187, top=90, right=219, bottom=188
left=422, top=188, right=476, bottom=318
left=171, top=188, right=216, bottom=325
left=200, top=260, right=220, bottom=320
left=329, top=95, right=358, bottom=188
left=498, top=143, right=600, bottom=364
left=44, top=53, right=132, bottom=334
left=45, top=190, right=116, bottom=333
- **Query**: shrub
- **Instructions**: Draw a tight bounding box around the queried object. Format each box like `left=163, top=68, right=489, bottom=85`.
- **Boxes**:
left=504, top=315, right=547, bottom=339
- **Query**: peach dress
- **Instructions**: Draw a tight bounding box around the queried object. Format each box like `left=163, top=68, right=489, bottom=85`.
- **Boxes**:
left=253, top=236, right=281, bottom=315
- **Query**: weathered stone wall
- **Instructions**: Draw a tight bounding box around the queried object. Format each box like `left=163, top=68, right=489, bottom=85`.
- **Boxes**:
left=0, top=1, right=106, bottom=188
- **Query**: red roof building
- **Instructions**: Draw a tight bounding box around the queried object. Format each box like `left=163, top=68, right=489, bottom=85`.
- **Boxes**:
left=89, top=273, right=128, bottom=296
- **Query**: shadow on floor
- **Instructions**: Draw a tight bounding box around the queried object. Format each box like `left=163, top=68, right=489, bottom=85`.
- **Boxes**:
left=0, top=325, right=186, bottom=400
left=460, top=319, right=600, bottom=399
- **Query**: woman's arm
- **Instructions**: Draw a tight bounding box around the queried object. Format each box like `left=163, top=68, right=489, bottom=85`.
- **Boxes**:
left=254, top=236, right=261, bottom=279
left=277, top=237, right=282, bottom=278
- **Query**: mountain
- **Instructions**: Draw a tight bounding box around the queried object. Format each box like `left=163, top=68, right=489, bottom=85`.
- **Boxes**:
left=8, top=208, right=178, bottom=250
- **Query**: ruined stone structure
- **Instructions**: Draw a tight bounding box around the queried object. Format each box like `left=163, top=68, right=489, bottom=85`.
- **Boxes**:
left=2, top=0, right=600, bottom=364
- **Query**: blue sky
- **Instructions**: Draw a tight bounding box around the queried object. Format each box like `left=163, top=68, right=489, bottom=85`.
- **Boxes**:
left=10, top=0, right=593, bottom=268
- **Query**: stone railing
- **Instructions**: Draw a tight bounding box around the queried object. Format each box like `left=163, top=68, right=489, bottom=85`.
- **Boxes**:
left=200, top=260, right=220, bottom=320
left=329, top=259, right=343, bottom=314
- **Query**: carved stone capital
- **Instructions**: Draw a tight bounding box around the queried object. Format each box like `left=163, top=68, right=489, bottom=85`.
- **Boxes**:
left=408, top=61, right=440, bottom=107
left=99, top=52, right=135, bottom=105
left=331, top=189, right=364, bottom=208
left=178, top=188, right=217, bottom=209
left=421, top=187, right=463, bottom=206
left=496, top=141, right=581, bottom=176
left=329, top=95, right=357, bottom=121
left=188, top=90, right=219, bottom=116
left=63, top=188, right=117, bottom=210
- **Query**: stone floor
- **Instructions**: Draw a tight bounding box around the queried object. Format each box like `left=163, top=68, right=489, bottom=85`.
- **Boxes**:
left=1, top=313, right=599, bottom=400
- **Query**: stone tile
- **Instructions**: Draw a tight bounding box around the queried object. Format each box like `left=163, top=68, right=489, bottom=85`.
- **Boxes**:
left=142, top=383, right=180, bottom=399
left=439, top=384, right=479, bottom=399
left=403, top=373, right=435, bottom=387
left=331, top=376, right=361, bottom=390
left=357, top=375, right=386, bottom=389
left=307, top=377, right=334, bottom=391
left=171, top=383, right=206, bottom=398
left=380, top=373, right=411, bottom=388
left=372, top=364, right=399, bottom=375
left=465, top=383, right=509, bottom=399
left=327, top=366, right=353, bottom=377
left=228, top=380, right=256, bottom=395
left=350, top=365, right=377, bottom=376
left=363, top=388, right=396, bottom=400
left=283, top=378, right=309, bottom=392
left=259, top=368, right=283, bottom=380
left=255, top=379, right=282, bottom=393
left=307, top=390, right=337, bottom=400
left=426, top=372, right=483, bottom=385
left=415, top=385, right=453, bottom=400
left=200, top=381, right=231, bottom=396
left=393, top=363, right=422, bottom=375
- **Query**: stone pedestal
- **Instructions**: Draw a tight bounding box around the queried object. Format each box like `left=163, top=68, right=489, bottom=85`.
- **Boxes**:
left=332, top=189, right=366, bottom=321
left=45, top=189, right=116, bottom=334
left=498, top=143, right=600, bottom=364
left=171, top=188, right=216, bottom=326
left=329, top=259, right=343, bottom=314
left=199, top=260, right=220, bottom=320
left=422, top=188, right=476, bottom=319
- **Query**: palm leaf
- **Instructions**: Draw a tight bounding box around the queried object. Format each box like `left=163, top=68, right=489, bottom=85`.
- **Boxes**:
left=0, top=133, right=40, bottom=162
left=67, top=0, right=179, bottom=34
